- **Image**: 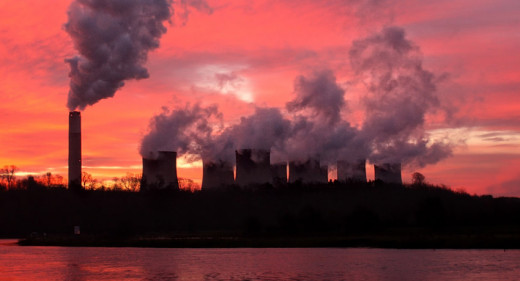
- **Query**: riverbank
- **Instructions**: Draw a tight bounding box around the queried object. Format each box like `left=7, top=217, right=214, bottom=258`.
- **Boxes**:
left=18, top=230, right=520, bottom=249
left=4, top=183, right=520, bottom=248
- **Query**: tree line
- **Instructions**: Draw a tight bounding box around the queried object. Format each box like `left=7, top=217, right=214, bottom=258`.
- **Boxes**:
left=0, top=165, right=198, bottom=191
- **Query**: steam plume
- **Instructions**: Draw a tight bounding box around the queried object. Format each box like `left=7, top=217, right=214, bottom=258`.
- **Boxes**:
left=285, top=70, right=360, bottom=164
left=351, top=26, right=452, bottom=166
left=287, top=70, right=346, bottom=125
left=140, top=26, right=452, bottom=170
left=140, top=104, right=221, bottom=160
left=65, top=0, right=173, bottom=110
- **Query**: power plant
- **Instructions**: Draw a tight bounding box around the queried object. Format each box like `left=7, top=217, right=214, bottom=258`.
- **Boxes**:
left=201, top=160, right=234, bottom=189
left=141, top=151, right=179, bottom=190
left=271, top=162, right=288, bottom=186
left=374, top=163, right=402, bottom=184
left=68, top=111, right=82, bottom=189
left=288, top=159, right=328, bottom=184
left=337, top=159, right=367, bottom=183
left=135, top=149, right=409, bottom=190
left=235, top=149, right=272, bottom=187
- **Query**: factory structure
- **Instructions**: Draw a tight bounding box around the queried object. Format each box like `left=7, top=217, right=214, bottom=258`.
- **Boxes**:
left=140, top=149, right=403, bottom=190
left=68, top=112, right=403, bottom=190
left=141, top=151, right=179, bottom=190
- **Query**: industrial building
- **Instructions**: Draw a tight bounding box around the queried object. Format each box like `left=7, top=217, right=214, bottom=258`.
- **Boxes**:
left=337, top=159, right=366, bottom=183
left=271, top=162, right=288, bottom=186
left=201, top=160, right=234, bottom=189
left=141, top=151, right=179, bottom=190
left=235, top=149, right=272, bottom=187
left=288, top=158, right=328, bottom=184
left=374, top=163, right=402, bottom=184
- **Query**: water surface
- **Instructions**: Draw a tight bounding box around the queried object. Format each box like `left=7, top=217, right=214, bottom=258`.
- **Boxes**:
left=0, top=240, right=518, bottom=280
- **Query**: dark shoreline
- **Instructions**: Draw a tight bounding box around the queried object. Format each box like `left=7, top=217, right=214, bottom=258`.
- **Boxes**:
left=18, top=231, right=520, bottom=249
left=3, top=182, right=520, bottom=249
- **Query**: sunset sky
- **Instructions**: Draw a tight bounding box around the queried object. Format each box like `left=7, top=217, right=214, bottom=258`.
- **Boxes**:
left=0, top=0, right=519, bottom=196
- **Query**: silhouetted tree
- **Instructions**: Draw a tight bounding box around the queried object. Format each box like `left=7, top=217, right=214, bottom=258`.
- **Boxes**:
left=178, top=177, right=199, bottom=192
left=412, top=172, right=426, bottom=185
left=120, top=173, right=141, bottom=192
left=81, top=172, right=97, bottom=190
left=0, top=165, right=17, bottom=190
left=34, top=172, right=65, bottom=188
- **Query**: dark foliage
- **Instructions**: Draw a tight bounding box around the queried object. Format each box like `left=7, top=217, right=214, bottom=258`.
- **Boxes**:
left=1, top=180, right=520, bottom=241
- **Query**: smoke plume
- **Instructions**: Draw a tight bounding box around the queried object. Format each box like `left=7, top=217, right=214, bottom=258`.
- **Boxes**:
left=351, top=26, right=452, bottom=167
left=284, top=70, right=361, bottom=164
left=64, top=0, right=173, bottom=110
left=287, top=70, right=346, bottom=125
left=140, top=26, right=452, bottom=170
left=140, top=104, right=222, bottom=161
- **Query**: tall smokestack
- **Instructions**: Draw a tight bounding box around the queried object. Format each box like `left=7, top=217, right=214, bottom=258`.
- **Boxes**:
left=141, top=151, right=179, bottom=191
left=374, top=163, right=402, bottom=184
left=68, top=111, right=82, bottom=189
left=201, top=160, right=234, bottom=190
left=235, top=149, right=272, bottom=187
left=337, top=159, right=366, bottom=183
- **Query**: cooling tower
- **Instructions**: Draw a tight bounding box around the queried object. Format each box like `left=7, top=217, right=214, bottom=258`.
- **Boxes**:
left=235, top=149, right=272, bottom=187
left=271, top=162, right=287, bottom=186
left=68, top=111, right=82, bottom=189
left=141, top=151, right=179, bottom=191
left=201, top=160, right=234, bottom=190
left=337, top=159, right=367, bottom=183
left=288, top=158, right=328, bottom=184
left=374, top=163, right=402, bottom=184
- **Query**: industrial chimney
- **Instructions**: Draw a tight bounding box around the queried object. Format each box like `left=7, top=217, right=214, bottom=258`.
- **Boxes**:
left=235, top=149, right=272, bottom=187
left=141, top=151, right=179, bottom=191
left=374, top=163, right=402, bottom=184
left=337, top=159, right=367, bottom=183
left=201, top=160, right=234, bottom=190
left=288, top=158, right=328, bottom=184
left=68, top=111, right=82, bottom=189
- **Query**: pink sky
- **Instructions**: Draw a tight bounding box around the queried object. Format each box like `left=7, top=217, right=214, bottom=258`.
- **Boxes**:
left=0, top=0, right=519, bottom=196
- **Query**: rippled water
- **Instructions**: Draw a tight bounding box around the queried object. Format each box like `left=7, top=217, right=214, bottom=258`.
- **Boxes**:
left=0, top=240, right=519, bottom=280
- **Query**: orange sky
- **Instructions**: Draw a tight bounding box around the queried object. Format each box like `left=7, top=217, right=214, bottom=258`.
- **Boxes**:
left=0, top=0, right=519, bottom=196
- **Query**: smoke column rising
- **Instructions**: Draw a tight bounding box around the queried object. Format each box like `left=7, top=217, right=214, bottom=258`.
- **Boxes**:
left=64, top=0, right=173, bottom=110
left=140, top=104, right=222, bottom=160
left=285, top=70, right=361, bottom=164
left=140, top=26, right=453, bottom=171
left=351, top=26, right=452, bottom=167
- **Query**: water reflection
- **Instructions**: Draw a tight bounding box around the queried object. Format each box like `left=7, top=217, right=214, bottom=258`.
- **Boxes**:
left=0, top=242, right=519, bottom=280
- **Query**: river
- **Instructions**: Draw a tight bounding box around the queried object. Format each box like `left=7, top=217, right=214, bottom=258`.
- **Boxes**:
left=0, top=240, right=519, bottom=280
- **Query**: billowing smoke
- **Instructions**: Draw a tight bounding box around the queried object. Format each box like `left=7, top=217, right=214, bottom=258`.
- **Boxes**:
left=287, top=70, right=346, bottom=125
left=140, top=105, right=291, bottom=164
left=284, top=70, right=361, bottom=164
left=65, top=0, right=211, bottom=110
left=140, top=104, right=222, bottom=161
left=140, top=26, right=452, bottom=170
left=351, top=26, right=452, bottom=167
left=228, top=107, right=291, bottom=151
